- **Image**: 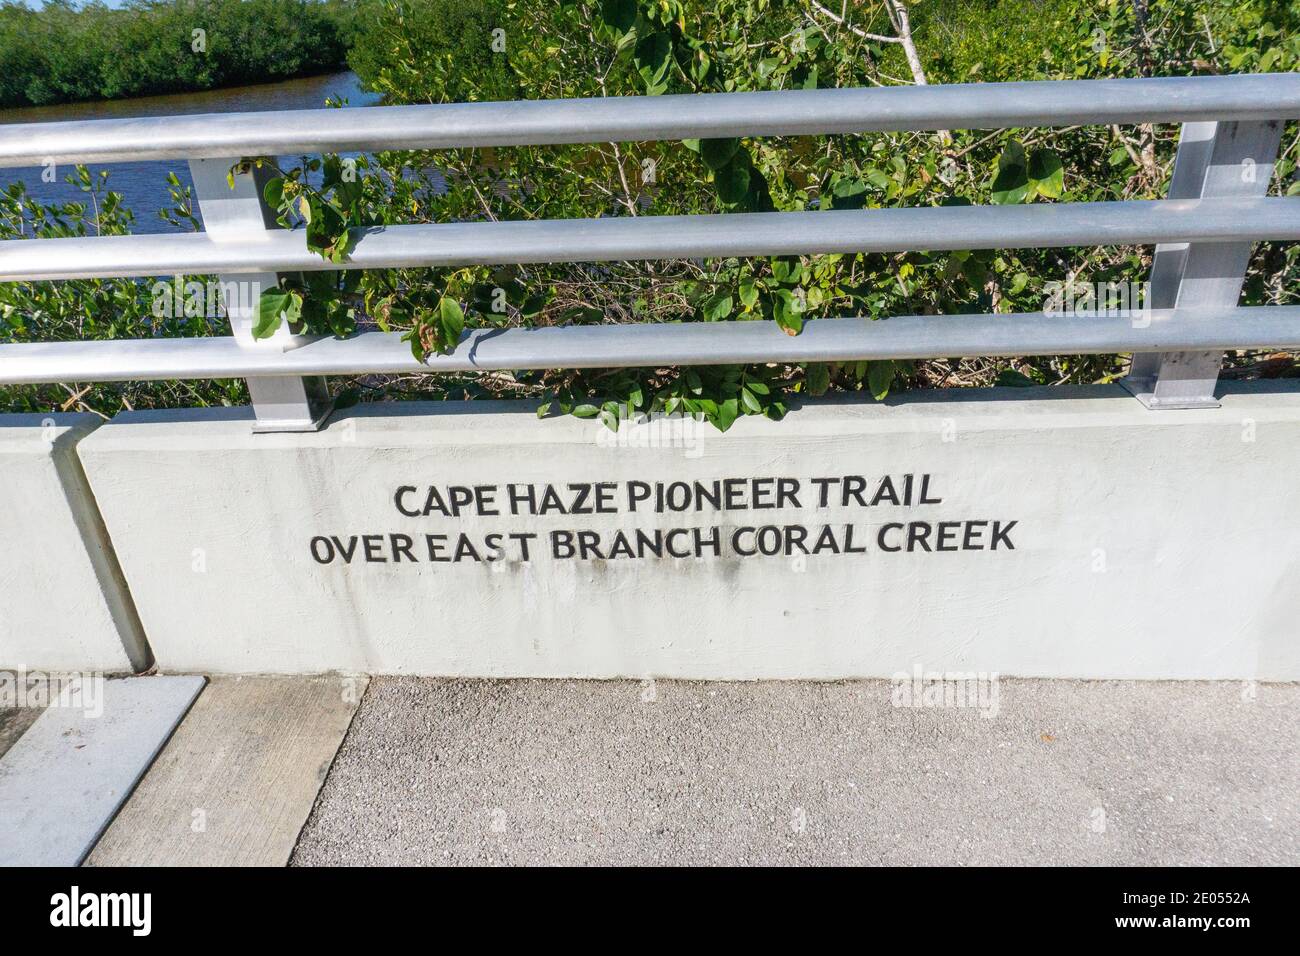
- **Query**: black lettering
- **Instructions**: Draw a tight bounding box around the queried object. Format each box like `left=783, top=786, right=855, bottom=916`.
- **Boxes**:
left=475, top=485, right=500, bottom=516
left=394, top=486, right=420, bottom=517
left=843, top=475, right=868, bottom=507
left=811, top=477, right=836, bottom=508
left=390, top=534, right=415, bottom=562
left=422, top=486, right=450, bottom=517
left=454, top=534, right=482, bottom=562
left=870, top=476, right=900, bottom=507
left=991, top=520, right=1017, bottom=550
left=810, top=524, right=839, bottom=554
left=786, top=524, right=810, bottom=555
left=551, top=530, right=575, bottom=559
left=724, top=478, right=746, bottom=510
left=509, top=532, right=536, bottom=561
left=694, top=526, right=721, bottom=557
left=309, top=536, right=334, bottom=564
left=628, top=481, right=652, bottom=512
left=878, top=523, right=903, bottom=552
left=362, top=534, right=386, bottom=562
left=538, top=485, right=567, bottom=515
left=694, top=480, right=721, bottom=512
left=963, top=521, right=988, bottom=550
left=609, top=530, right=636, bottom=559
left=568, top=483, right=592, bottom=514
left=331, top=535, right=359, bottom=563
left=919, top=474, right=942, bottom=504
left=907, top=522, right=932, bottom=552
left=665, top=528, right=691, bottom=558
left=666, top=482, right=691, bottom=512
left=448, top=486, right=474, bottom=517
left=595, top=482, right=617, bottom=514
left=936, top=522, right=960, bottom=552
left=636, top=529, right=664, bottom=558
left=777, top=478, right=801, bottom=509
left=845, top=524, right=867, bottom=553
left=577, top=530, right=604, bottom=560
left=425, top=534, right=449, bottom=562
left=509, top=484, right=536, bottom=515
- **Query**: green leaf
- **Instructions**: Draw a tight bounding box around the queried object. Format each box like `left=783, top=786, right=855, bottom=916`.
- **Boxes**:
left=439, top=296, right=465, bottom=345
left=572, top=404, right=600, bottom=418
left=1028, top=149, right=1064, bottom=199
left=775, top=310, right=804, bottom=335
left=305, top=200, right=347, bottom=258
left=805, top=363, right=830, bottom=396
left=867, top=360, right=894, bottom=400
left=991, top=141, right=1030, bottom=205
left=738, top=278, right=759, bottom=309
left=598, top=0, right=637, bottom=36
left=996, top=369, right=1038, bottom=387
left=634, top=31, right=672, bottom=94
left=829, top=176, right=869, bottom=210
left=404, top=328, right=425, bottom=361
left=740, top=385, right=763, bottom=412
left=263, top=177, right=284, bottom=209
left=703, top=292, right=733, bottom=321
left=713, top=161, right=750, bottom=204
left=770, top=258, right=804, bottom=285
left=520, top=293, right=548, bottom=317
left=254, top=289, right=290, bottom=339
left=714, top=397, right=740, bottom=432
left=699, top=138, right=741, bottom=171
left=772, top=288, right=806, bottom=335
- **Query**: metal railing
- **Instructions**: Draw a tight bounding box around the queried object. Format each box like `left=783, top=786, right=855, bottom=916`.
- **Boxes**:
left=0, top=74, right=1298, bottom=431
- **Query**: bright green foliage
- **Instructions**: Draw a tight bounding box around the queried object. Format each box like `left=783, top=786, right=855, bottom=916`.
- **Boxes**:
left=0, top=0, right=349, bottom=107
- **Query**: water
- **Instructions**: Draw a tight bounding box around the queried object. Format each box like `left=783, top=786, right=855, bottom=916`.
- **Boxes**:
left=0, top=72, right=381, bottom=234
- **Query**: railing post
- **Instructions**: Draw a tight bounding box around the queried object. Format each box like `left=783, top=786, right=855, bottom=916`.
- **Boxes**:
left=188, top=157, right=332, bottom=432
left=1122, top=119, right=1283, bottom=408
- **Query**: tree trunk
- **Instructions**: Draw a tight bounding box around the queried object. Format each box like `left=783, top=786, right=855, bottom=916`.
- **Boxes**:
left=883, top=0, right=928, bottom=86
left=880, top=0, right=950, bottom=146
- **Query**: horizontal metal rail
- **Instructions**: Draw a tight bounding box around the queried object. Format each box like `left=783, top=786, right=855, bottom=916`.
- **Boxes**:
left=3, top=198, right=1298, bottom=281
left=1, top=74, right=1297, bottom=427
left=0, top=74, right=1297, bottom=167
left=3, top=308, right=1297, bottom=384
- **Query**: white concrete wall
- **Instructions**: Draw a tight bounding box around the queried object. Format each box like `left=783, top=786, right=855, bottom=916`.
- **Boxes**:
left=76, top=384, right=1300, bottom=680
left=0, top=414, right=150, bottom=673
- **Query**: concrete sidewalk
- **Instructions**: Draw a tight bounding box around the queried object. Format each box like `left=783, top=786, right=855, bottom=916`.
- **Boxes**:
left=291, top=678, right=1298, bottom=866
